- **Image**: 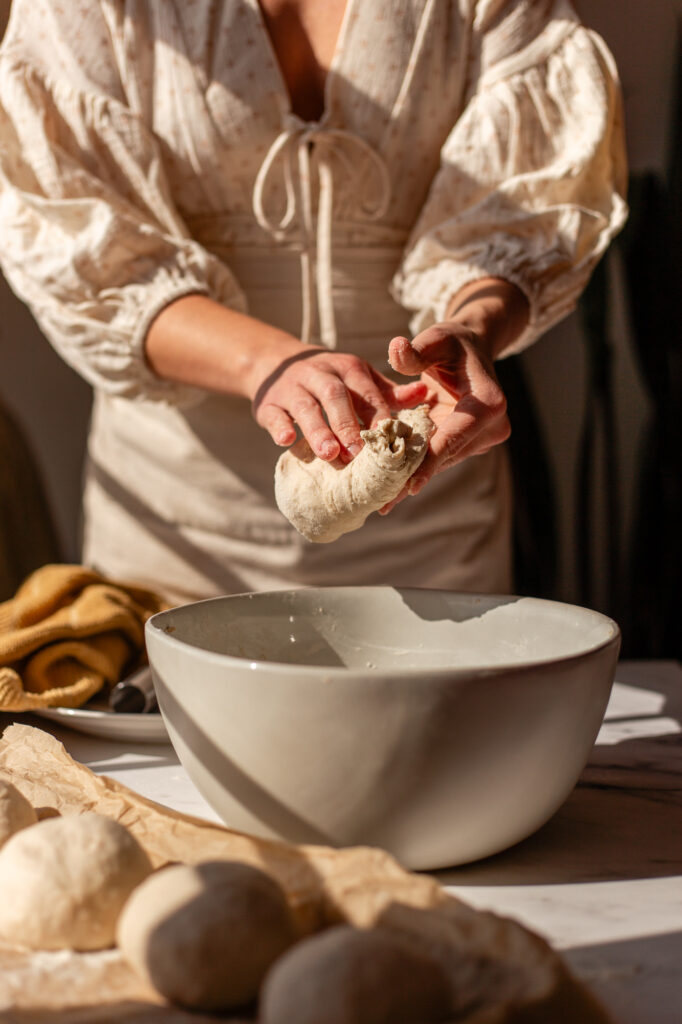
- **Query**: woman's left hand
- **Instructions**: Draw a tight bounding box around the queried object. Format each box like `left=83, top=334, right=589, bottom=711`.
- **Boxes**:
left=380, top=320, right=511, bottom=513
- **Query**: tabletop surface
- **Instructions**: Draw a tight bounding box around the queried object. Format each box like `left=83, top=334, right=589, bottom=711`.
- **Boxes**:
left=9, top=659, right=682, bottom=1024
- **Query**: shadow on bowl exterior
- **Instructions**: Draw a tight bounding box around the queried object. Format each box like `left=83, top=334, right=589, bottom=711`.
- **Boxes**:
left=145, top=587, right=620, bottom=870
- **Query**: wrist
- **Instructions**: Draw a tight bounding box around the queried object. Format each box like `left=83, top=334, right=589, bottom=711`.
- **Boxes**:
left=444, top=277, right=530, bottom=360
left=145, top=294, right=307, bottom=400
left=243, top=335, right=312, bottom=403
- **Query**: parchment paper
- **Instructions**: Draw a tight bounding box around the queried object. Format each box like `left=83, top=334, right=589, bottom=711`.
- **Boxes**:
left=0, top=724, right=613, bottom=1023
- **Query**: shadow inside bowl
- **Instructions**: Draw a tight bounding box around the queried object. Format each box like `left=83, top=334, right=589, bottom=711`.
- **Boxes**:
left=151, top=587, right=615, bottom=672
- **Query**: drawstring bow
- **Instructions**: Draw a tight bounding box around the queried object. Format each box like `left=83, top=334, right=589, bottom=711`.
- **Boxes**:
left=253, top=116, right=391, bottom=347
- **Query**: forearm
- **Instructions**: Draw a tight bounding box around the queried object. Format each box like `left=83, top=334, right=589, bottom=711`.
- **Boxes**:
left=145, top=292, right=427, bottom=458
left=144, top=294, right=308, bottom=401
left=444, top=277, right=530, bottom=360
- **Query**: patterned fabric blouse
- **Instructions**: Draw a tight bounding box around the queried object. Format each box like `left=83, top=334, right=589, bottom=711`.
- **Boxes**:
left=0, top=0, right=628, bottom=601
left=0, top=0, right=626, bottom=400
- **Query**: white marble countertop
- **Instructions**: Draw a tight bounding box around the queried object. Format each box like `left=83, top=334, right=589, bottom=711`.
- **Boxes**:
left=439, top=660, right=682, bottom=1024
left=9, top=659, right=682, bottom=1023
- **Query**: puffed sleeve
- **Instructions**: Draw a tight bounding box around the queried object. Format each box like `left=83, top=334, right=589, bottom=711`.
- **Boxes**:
left=0, top=0, right=246, bottom=404
left=391, top=0, right=628, bottom=355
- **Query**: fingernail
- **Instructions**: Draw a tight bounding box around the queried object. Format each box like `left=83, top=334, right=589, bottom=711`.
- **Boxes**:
left=348, top=441, right=363, bottom=457
left=319, top=441, right=337, bottom=458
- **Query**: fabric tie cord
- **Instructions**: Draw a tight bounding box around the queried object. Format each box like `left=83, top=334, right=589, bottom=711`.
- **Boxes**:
left=253, top=116, right=392, bottom=348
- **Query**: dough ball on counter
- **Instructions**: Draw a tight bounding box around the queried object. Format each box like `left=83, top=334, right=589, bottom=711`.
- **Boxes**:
left=260, top=923, right=452, bottom=1024
left=117, top=859, right=297, bottom=1011
left=0, top=776, right=37, bottom=847
left=275, top=405, right=435, bottom=542
left=0, top=811, right=152, bottom=950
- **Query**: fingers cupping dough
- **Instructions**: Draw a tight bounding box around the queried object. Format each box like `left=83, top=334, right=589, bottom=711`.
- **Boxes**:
left=257, top=403, right=298, bottom=447
left=384, top=379, right=429, bottom=410
left=275, top=405, right=435, bottom=542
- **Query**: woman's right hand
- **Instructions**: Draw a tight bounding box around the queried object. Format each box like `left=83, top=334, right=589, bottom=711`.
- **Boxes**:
left=250, top=347, right=427, bottom=463
left=146, top=294, right=426, bottom=461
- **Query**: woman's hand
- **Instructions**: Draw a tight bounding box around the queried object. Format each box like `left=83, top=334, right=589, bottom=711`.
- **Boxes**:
left=144, top=281, right=524, bottom=471
left=145, top=295, right=427, bottom=462
left=379, top=277, right=529, bottom=513
left=251, top=348, right=428, bottom=463
left=388, top=323, right=510, bottom=490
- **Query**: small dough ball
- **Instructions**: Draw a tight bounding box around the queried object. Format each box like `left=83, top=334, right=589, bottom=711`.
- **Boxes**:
left=260, top=924, right=452, bottom=1024
left=0, top=811, right=152, bottom=950
left=117, top=860, right=297, bottom=1011
left=0, top=776, right=38, bottom=847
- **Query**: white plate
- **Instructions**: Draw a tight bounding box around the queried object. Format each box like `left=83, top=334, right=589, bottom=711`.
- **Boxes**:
left=35, top=705, right=170, bottom=744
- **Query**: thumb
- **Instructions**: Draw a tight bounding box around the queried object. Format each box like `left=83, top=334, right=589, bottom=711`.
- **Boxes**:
left=390, top=326, right=467, bottom=376
left=388, top=335, right=427, bottom=376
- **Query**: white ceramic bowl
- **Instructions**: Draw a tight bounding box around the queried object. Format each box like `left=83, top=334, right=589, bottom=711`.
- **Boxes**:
left=146, top=587, right=620, bottom=870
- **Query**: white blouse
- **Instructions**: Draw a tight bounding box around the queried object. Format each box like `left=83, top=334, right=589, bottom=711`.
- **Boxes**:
left=0, top=0, right=628, bottom=601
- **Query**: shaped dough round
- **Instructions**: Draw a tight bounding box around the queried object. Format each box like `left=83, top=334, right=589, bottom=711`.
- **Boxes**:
left=0, top=776, right=37, bottom=848
left=0, top=811, right=152, bottom=950
left=275, top=406, right=435, bottom=542
left=260, top=924, right=452, bottom=1024
left=117, top=860, right=297, bottom=1011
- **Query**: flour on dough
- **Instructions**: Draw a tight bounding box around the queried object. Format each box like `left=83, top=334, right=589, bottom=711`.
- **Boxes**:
left=0, top=812, right=152, bottom=950
left=274, top=405, right=435, bottom=543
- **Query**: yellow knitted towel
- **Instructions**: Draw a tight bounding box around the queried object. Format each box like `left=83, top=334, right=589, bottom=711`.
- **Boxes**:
left=0, top=564, right=169, bottom=711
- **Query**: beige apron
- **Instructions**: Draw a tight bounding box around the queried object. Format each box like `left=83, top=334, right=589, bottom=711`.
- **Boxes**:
left=83, top=226, right=512, bottom=605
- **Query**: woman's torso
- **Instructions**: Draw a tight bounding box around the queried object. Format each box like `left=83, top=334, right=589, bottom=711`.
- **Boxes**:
left=82, top=1, right=513, bottom=601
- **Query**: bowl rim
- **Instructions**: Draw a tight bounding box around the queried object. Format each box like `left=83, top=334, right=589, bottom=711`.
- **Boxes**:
left=145, top=586, right=622, bottom=678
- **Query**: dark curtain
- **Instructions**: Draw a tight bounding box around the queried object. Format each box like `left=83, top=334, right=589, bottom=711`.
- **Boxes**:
left=497, top=356, right=558, bottom=600
left=617, top=167, right=682, bottom=657
left=574, top=24, right=682, bottom=657
left=0, top=398, right=62, bottom=601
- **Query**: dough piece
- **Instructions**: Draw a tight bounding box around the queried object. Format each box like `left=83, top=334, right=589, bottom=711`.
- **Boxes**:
left=0, top=812, right=152, bottom=950
left=260, top=924, right=452, bottom=1024
left=0, top=776, right=37, bottom=848
left=275, top=405, right=435, bottom=542
left=117, top=860, right=297, bottom=1012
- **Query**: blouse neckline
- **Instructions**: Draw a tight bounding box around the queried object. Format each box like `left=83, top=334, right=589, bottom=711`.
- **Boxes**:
left=249, top=0, right=357, bottom=128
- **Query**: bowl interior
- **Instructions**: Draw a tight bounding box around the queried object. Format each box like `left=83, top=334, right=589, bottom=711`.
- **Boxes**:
left=150, top=587, right=619, bottom=671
